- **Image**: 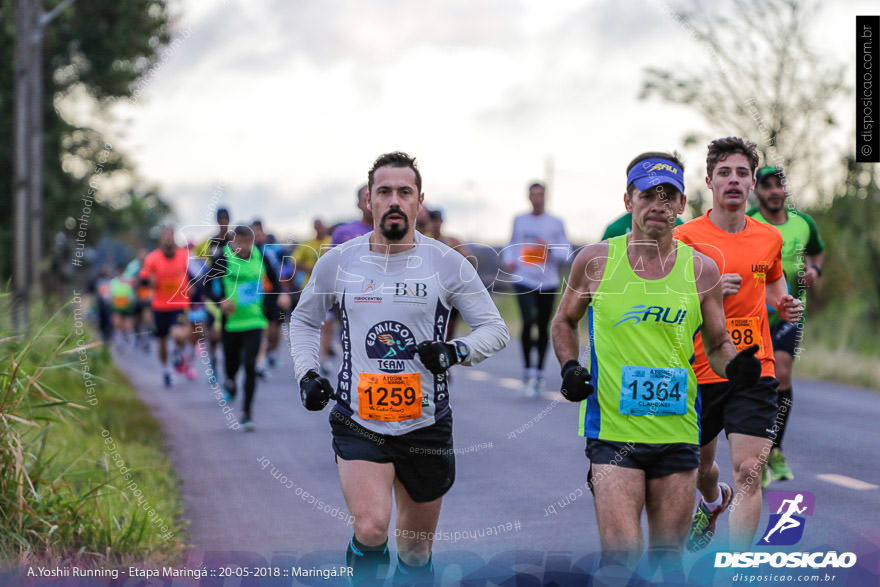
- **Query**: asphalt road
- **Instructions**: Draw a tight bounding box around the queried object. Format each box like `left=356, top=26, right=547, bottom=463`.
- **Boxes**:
left=116, top=326, right=880, bottom=585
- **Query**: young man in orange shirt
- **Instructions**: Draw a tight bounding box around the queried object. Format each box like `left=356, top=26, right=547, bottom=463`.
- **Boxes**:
left=674, top=137, right=803, bottom=551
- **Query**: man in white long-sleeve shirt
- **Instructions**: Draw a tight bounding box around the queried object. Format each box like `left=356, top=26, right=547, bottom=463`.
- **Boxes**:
left=290, top=151, right=509, bottom=586
left=502, top=182, right=571, bottom=396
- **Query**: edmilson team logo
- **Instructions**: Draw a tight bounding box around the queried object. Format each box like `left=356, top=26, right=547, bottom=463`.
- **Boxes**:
left=759, top=491, right=815, bottom=546
left=613, top=304, right=687, bottom=327
left=365, top=321, right=416, bottom=373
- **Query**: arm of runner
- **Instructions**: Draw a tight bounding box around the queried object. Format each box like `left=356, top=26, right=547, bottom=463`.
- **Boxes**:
left=766, top=275, right=803, bottom=322
left=547, top=219, right=572, bottom=265
left=138, top=254, right=153, bottom=283
left=446, top=237, right=476, bottom=268
left=501, top=217, right=521, bottom=273
left=444, top=250, right=509, bottom=366
left=802, top=250, right=824, bottom=288
left=290, top=252, right=338, bottom=380
left=719, top=273, right=742, bottom=297
left=205, top=251, right=227, bottom=300
left=694, top=251, right=737, bottom=378
left=551, top=242, right=606, bottom=366
left=262, top=249, right=290, bottom=310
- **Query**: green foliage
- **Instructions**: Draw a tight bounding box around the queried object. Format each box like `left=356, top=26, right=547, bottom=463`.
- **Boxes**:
left=0, top=0, right=174, bottom=280
left=0, top=295, right=184, bottom=565
left=805, top=157, right=880, bottom=356
left=640, top=0, right=847, bottom=202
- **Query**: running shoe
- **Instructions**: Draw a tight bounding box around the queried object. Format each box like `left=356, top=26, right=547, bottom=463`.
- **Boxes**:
left=241, top=416, right=256, bottom=432
left=163, top=372, right=173, bottom=388
left=223, top=379, right=236, bottom=404
left=268, top=355, right=277, bottom=369
left=768, top=448, right=793, bottom=481
left=687, top=482, right=734, bottom=552
left=534, top=374, right=545, bottom=396
left=178, top=356, right=197, bottom=381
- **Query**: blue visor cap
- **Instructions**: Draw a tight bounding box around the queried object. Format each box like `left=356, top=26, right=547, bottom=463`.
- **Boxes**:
left=627, top=158, right=685, bottom=195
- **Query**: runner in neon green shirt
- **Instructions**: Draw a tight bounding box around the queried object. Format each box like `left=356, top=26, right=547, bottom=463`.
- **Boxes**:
left=208, top=225, right=290, bottom=431
left=747, top=166, right=825, bottom=486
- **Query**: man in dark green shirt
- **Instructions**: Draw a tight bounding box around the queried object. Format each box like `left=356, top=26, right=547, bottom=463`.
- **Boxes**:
left=747, top=166, right=825, bottom=486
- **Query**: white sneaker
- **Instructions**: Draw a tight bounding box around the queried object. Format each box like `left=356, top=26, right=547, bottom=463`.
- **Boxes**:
left=533, top=376, right=545, bottom=396
left=522, top=376, right=537, bottom=397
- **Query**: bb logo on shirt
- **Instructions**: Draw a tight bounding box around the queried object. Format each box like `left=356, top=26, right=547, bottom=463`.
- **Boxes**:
left=365, top=321, right=416, bottom=373
left=393, top=282, right=428, bottom=304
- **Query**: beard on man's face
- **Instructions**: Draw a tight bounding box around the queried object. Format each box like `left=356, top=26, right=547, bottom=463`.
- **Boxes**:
left=379, top=208, right=409, bottom=241
left=757, top=193, right=784, bottom=213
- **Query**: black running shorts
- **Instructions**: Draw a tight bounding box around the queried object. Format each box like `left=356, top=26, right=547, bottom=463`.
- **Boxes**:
left=585, top=438, right=699, bottom=490
left=698, top=376, right=779, bottom=446
left=329, top=409, right=455, bottom=503
left=770, top=320, right=803, bottom=357
left=153, top=310, right=185, bottom=338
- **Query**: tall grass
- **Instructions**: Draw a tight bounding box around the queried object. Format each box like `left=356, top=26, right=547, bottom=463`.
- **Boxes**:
left=0, top=295, right=183, bottom=566
left=796, top=303, right=880, bottom=389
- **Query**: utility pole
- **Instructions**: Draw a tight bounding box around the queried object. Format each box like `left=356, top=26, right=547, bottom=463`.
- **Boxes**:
left=13, top=0, right=76, bottom=331
left=14, top=0, right=34, bottom=331
left=30, top=1, right=43, bottom=302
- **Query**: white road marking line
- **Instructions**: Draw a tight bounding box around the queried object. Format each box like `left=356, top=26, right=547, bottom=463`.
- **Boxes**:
left=499, top=377, right=523, bottom=390
left=465, top=370, right=490, bottom=381
left=816, top=474, right=879, bottom=491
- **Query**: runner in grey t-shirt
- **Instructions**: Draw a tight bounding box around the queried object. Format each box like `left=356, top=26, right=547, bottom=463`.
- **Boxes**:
left=290, top=152, right=508, bottom=586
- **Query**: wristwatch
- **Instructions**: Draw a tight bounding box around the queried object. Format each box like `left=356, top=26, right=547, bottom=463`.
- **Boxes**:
left=454, top=340, right=470, bottom=363
left=810, top=264, right=822, bottom=277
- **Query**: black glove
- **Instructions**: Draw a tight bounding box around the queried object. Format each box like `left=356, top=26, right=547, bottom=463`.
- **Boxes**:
left=725, top=344, right=761, bottom=387
left=299, top=370, right=334, bottom=411
left=560, top=359, right=594, bottom=402
left=413, top=341, right=458, bottom=375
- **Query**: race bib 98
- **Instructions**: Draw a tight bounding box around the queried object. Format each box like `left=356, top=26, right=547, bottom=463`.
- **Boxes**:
left=726, top=316, right=764, bottom=354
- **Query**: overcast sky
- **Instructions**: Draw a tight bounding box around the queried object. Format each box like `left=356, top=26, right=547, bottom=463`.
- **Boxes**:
left=106, top=0, right=871, bottom=244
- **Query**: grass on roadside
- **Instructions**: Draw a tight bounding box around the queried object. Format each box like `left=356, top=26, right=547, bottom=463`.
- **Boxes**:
left=796, top=307, right=880, bottom=390
left=0, top=295, right=184, bottom=567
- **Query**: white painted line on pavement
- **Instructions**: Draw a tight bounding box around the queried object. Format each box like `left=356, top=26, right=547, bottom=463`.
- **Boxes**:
left=816, top=474, right=879, bottom=491
left=465, top=370, right=490, bottom=381
left=499, top=377, right=523, bottom=390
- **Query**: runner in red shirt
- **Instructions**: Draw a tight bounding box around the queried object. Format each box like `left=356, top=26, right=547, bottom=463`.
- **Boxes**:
left=140, top=227, right=194, bottom=387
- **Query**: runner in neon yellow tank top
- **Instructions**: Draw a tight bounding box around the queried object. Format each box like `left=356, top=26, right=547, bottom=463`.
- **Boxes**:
left=551, top=151, right=761, bottom=576
left=581, top=235, right=702, bottom=444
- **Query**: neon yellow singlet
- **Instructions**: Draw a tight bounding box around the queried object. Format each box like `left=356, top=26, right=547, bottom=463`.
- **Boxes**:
left=579, top=235, right=703, bottom=444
